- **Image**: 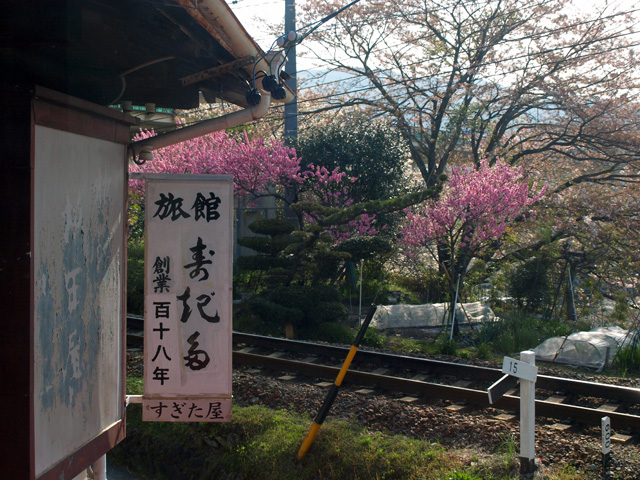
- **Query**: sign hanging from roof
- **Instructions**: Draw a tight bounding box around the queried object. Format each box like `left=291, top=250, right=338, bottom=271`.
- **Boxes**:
left=142, top=174, right=234, bottom=422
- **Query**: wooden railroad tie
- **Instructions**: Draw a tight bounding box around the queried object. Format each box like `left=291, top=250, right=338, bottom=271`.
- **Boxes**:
left=444, top=404, right=466, bottom=413
left=549, top=423, right=572, bottom=432
left=597, top=403, right=620, bottom=413
left=545, top=395, right=566, bottom=404
left=400, top=396, right=420, bottom=404
left=611, top=434, right=633, bottom=444
left=355, top=388, right=375, bottom=395
left=493, top=413, right=517, bottom=422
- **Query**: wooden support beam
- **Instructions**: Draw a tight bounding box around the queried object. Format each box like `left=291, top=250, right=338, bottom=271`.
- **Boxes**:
left=180, top=56, right=255, bottom=86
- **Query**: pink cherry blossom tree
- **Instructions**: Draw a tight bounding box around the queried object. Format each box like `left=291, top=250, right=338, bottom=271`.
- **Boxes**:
left=298, top=164, right=378, bottom=242
left=128, top=128, right=377, bottom=241
left=129, top=129, right=303, bottom=198
left=400, top=158, right=545, bottom=333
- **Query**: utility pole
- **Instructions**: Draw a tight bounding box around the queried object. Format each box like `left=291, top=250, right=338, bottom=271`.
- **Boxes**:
left=284, top=0, right=297, bottom=139
left=283, top=0, right=299, bottom=227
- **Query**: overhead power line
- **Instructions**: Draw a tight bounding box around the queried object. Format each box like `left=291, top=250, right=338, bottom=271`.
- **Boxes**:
left=288, top=7, right=638, bottom=94
left=262, top=36, right=640, bottom=117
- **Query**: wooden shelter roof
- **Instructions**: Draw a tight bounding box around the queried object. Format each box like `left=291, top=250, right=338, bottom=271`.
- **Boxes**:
left=1, top=0, right=291, bottom=109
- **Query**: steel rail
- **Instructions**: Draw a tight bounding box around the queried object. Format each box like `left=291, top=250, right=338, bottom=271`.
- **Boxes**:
left=233, top=332, right=640, bottom=404
left=233, top=351, right=640, bottom=430
left=127, top=318, right=640, bottom=412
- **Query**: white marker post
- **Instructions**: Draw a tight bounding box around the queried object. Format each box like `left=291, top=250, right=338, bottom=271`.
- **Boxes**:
left=520, top=350, right=538, bottom=474
left=602, top=416, right=611, bottom=472
left=498, top=351, right=538, bottom=476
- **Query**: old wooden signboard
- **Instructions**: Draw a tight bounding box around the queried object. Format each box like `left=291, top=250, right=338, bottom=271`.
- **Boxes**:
left=4, top=87, right=134, bottom=480
left=142, top=174, right=233, bottom=422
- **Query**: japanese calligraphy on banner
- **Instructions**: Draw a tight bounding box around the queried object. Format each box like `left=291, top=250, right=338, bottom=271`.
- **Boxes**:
left=142, top=174, right=233, bottom=422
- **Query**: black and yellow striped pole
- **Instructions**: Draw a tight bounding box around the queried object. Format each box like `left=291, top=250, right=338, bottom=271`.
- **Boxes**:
left=297, top=304, right=377, bottom=459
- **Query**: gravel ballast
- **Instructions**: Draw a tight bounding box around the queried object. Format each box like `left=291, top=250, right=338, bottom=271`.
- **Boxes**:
left=127, top=352, right=639, bottom=479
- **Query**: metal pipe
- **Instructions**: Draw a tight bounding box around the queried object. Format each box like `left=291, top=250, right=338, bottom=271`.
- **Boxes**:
left=568, top=265, right=578, bottom=322
left=129, top=86, right=272, bottom=161
left=450, top=275, right=461, bottom=341
left=91, top=454, right=107, bottom=480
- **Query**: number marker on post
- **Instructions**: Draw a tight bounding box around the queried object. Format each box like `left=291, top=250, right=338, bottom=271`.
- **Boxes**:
left=501, top=355, right=538, bottom=383
left=602, top=416, right=611, bottom=471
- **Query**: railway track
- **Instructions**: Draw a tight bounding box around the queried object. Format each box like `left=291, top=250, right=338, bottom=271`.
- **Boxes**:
left=127, top=316, right=640, bottom=432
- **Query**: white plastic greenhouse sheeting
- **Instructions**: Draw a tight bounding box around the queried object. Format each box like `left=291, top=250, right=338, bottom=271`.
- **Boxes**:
left=534, top=326, right=632, bottom=371
left=370, top=301, right=496, bottom=329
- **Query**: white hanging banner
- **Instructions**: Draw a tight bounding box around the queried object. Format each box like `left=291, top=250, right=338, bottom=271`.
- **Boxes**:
left=142, top=174, right=233, bottom=422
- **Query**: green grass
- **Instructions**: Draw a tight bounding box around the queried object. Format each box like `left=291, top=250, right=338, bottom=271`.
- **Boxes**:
left=115, top=399, right=467, bottom=479
left=614, top=342, right=640, bottom=377
left=475, top=312, right=580, bottom=356
left=223, top=409, right=459, bottom=480
left=113, top=375, right=589, bottom=480
left=127, top=375, right=144, bottom=395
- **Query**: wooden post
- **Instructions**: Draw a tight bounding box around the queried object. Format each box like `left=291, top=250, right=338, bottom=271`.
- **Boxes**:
left=520, top=350, right=536, bottom=476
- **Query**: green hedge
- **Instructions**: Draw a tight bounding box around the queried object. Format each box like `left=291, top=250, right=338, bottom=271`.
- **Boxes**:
left=247, top=285, right=347, bottom=330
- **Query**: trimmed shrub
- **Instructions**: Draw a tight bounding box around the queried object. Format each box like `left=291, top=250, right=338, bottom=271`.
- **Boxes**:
left=248, top=218, right=296, bottom=236
left=247, top=297, right=304, bottom=327
left=237, top=255, right=292, bottom=271
left=237, top=236, right=298, bottom=256
left=335, top=236, right=392, bottom=261
left=300, top=322, right=354, bottom=344
left=307, top=302, right=349, bottom=324
left=247, top=285, right=346, bottom=332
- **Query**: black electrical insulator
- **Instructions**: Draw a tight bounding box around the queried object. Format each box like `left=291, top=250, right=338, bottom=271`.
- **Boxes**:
left=262, top=75, right=279, bottom=92
left=246, top=88, right=262, bottom=106
left=272, top=84, right=287, bottom=100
